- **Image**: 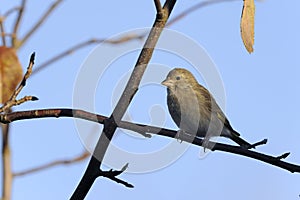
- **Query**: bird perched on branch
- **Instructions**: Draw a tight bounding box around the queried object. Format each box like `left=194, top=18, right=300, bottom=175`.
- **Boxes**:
left=161, top=68, right=251, bottom=149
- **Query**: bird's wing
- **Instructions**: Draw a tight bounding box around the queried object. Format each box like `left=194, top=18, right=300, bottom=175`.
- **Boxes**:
left=214, top=101, right=241, bottom=137
left=196, top=84, right=213, bottom=118
left=197, top=84, right=239, bottom=136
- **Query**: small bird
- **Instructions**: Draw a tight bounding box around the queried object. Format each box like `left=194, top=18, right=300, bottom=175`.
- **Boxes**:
left=161, top=68, right=251, bottom=149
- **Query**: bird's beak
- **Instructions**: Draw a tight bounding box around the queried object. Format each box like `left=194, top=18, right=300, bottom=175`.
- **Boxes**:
left=161, top=78, right=173, bottom=87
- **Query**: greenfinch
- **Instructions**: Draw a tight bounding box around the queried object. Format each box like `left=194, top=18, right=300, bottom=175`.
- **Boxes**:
left=161, top=68, right=251, bottom=149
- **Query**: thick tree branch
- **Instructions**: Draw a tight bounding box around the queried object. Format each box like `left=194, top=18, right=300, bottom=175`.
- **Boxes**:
left=70, top=1, right=177, bottom=199
left=1, top=108, right=299, bottom=173
left=0, top=0, right=269, bottom=198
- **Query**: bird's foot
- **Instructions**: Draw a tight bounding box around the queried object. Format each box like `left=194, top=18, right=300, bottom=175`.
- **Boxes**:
left=202, top=137, right=214, bottom=152
left=175, top=130, right=185, bottom=143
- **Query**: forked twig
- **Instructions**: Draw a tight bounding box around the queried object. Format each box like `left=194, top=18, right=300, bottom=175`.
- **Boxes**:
left=98, top=163, right=133, bottom=188
left=70, top=1, right=177, bottom=199
left=18, top=0, right=64, bottom=48
left=0, top=53, right=38, bottom=113
left=31, top=0, right=240, bottom=76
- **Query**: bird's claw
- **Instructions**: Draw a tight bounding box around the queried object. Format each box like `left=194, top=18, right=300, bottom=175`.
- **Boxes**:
left=202, top=137, right=214, bottom=152
left=175, top=130, right=185, bottom=143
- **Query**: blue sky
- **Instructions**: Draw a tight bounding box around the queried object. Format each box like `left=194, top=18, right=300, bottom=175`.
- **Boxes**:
left=1, top=1, right=300, bottom=199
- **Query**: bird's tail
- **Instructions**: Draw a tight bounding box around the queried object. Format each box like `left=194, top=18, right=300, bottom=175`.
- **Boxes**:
left=229, top=130, right=252, bottom=149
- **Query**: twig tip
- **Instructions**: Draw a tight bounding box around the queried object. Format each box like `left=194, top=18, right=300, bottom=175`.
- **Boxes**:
left=276, top=152, right=290, bottom=160
left=262, top=138, right=268, bottom=144
left=30, top=52, right=36, bottom=62
left=32, top=96, right=39, bottom=101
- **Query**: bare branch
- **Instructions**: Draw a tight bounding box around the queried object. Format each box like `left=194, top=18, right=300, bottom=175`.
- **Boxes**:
left=1, top=108, right=300, bottom=173
left=249, top=138, right=268, bottom=149
left=276, top=152, right=290, bottom=160
left=154, top=0, right=163, bottom=13
left=1, top=123, right=12, bottom=200
left=167, top=0, right=238, bottom=27
left=0, top=16, right=6, bottom=46
left=32, top=34, right=144, bottom=75
left=0, top=0, right=270, bottom=197
left=0, top=109, right=151, bottom=138
left=19, top=0, right=64, bottom=48
left=11, top=0, right=26, bottom=48
left=98, top=163, right=134, bottom=188
left=0, top=53, right=36, bottom=113
left=31, top=0, right=241, bottom=76
left=3, top=7, right=21, bottom=19
left=70, top=1, right=177, bottom=198
left=13, top=151, right=89, bottom=177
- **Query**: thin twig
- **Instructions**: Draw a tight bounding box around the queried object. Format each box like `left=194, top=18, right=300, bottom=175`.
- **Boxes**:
left=98, top=163, right=134, bottom=188
left=0, top=53, right=36, bottom=113
left=167, top=0, right=238, bottom=27
left=154, top=0, right=163, bottom=13
left=249, top=138, right=268, bottom=149
left=0, top=33, right=14, bottom=38
left=11, top=0, right=26, bottom=48
left=32, top=34, right=144, bottom=75
left=19, top=0, right=64, bottom=48
left=31, top=0, right=239, bottom=76
left=0, top=108, right=300, bottom=173
left=4, top=7, right=21, bottom=18
left=0, top=16, right=6, bottom=46
left=13, top=151, right=89, bottom=177
left=276, top=152, right=290, bottom=160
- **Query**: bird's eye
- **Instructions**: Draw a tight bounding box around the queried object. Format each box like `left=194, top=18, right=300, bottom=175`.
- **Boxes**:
left=176, top=76, right=180, bottom=80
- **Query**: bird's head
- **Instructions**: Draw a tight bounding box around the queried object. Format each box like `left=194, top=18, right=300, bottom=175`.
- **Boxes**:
left=161, top=68, right=198, bottom=91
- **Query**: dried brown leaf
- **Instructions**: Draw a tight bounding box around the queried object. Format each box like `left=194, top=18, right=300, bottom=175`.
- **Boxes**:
left=240, top=0, right=255, bottom=53
left=0, top=46, right=23, bottom=103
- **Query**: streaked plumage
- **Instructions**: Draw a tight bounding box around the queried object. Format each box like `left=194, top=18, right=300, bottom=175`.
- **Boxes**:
left=162, top=68, right=250, bottom=148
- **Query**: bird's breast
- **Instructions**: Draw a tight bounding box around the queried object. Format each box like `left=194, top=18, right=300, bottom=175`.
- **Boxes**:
left=167, top=89, right=207, bottom=136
